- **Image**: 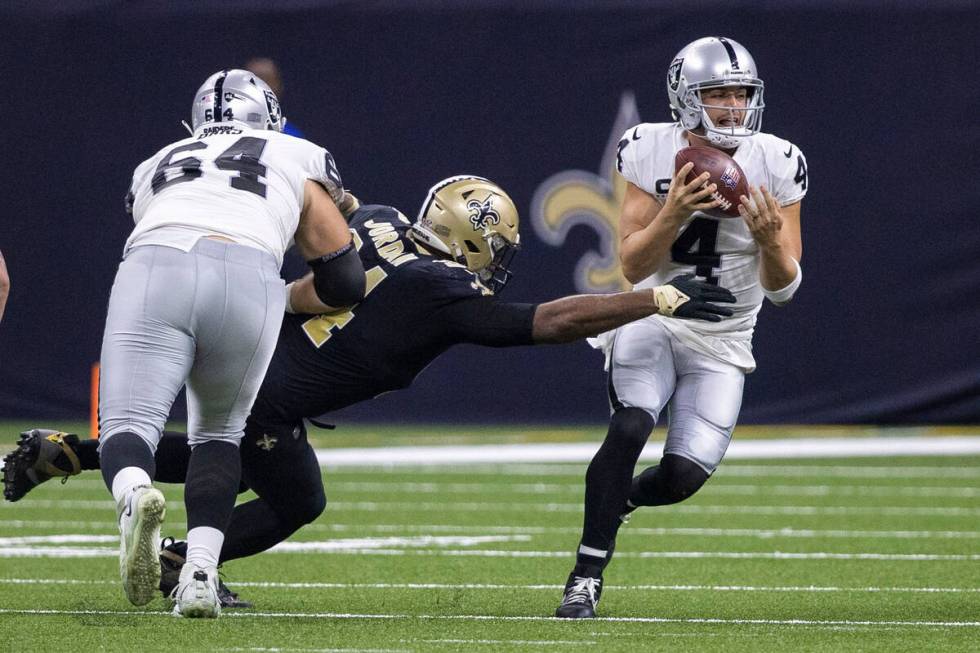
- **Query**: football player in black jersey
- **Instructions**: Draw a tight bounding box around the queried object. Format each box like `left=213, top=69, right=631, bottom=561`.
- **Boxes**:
left=4, top=176, right=735, bottom=607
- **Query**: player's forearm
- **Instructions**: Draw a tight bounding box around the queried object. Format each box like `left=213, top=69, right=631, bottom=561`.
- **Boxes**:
left=532, top=291, right=657, bottom=344
left=621, top=210, right=686, bottom=283
left=757, top=243, right=798, bottom=292
left=286, top=274, right=344, bottom=315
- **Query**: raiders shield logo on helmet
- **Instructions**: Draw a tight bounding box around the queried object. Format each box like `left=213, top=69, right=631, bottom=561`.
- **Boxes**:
left=263, top=90, right=283, bottom=126
left=668, top=57, right=684, bottom=93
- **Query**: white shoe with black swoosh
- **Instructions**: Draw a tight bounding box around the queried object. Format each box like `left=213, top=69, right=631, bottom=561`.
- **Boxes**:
left=117, top=484, right=166, bottom=606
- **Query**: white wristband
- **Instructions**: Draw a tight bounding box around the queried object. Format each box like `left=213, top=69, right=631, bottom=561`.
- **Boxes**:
left=762, top=258, right=802, bottom=305
left=284, top=281, right=296, bottom=314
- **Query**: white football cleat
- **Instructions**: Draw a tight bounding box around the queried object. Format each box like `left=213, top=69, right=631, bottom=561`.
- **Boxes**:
left=117, top=484, right=166, bottom=606
left=171, top=563, right=221, bottom=618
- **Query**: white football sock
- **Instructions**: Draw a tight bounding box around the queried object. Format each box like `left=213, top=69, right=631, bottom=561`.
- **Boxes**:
left=185, top=526, right=224, bottom=570
left=110, top=467, right=152, bottom=505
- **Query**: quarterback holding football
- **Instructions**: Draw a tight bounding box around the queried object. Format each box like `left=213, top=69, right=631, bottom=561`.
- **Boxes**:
left=556, top=36, right=808, bottom=618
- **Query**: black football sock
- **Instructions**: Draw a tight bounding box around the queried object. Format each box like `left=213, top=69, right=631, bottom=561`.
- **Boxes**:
left=152, top=431, right=193, bottom=484
left=184, top=440, right=241, bottom=532
left=577, top=407, right=655, bottom=572
left=99, top=432, right=156, bottom=492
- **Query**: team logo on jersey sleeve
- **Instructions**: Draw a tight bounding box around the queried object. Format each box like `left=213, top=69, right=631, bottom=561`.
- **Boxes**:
left=467, top=197, right=501, bottom=230
left=530, top=91, right=639, bottom=293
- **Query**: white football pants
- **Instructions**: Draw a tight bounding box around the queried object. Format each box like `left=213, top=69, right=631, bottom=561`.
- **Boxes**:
left=607, top=316, right=745, bottom=472
left=98, top=239, right=285, bottom=452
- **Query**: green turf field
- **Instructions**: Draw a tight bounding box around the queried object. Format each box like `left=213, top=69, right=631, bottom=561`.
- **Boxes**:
left=1, top=428, right=978, bottom=652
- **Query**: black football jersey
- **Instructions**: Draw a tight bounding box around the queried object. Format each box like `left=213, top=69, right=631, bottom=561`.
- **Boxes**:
left=249, top=205, right=536, bottom=428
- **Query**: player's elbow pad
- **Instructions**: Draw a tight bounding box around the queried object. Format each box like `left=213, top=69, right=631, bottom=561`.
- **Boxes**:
left=307, top=243, right=366, bottom=307
left=763, top=258, right=802, bottom=306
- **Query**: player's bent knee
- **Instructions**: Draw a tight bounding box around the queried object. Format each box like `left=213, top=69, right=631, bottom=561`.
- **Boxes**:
left=607, top=407, right=656, bottom=451
left=278, top=487, right=326, bottom=528
left=659, top=453, right=710, bottom=503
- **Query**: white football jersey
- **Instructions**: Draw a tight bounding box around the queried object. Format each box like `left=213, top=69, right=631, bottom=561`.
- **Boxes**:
left=124, top=123, right=344, bottom=268
left=617, top=122, right=808, bottom=371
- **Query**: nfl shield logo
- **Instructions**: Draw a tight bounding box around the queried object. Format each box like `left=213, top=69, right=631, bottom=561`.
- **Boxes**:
left=720, top=165, right=740, bottom=190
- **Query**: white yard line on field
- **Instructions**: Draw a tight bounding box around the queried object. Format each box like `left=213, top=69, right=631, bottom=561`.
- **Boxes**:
left=333, top=463, right=980, bottom=478
left=0, top=608, right=977, bottom=628
left=323, top=502, right=980, bottom=518
left=4, top=578, right=977, bottom=594
left=313, top=437, right=980, bottom=466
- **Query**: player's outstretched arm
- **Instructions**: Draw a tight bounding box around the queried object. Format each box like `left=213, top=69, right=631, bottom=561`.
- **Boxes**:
left=0, top=249, right=9, bottom=324
left=531, top=274, right=735, bottom=344
left=288, top=180, right=366, bottom=314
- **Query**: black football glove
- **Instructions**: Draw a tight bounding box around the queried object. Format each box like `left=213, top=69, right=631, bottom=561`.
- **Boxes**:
left=653, top=274, right=736, bottom=322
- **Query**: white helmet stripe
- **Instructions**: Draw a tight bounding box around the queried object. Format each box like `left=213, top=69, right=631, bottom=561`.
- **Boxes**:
left=417, top=174, right=490, bottom=222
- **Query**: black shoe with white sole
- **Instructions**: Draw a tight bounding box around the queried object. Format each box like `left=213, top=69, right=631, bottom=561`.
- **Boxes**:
left=554, top=572, right=602, bottom=618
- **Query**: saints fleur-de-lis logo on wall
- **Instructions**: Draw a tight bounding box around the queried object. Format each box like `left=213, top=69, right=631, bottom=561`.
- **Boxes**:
left=467, top=196, right=500, bottom=230
left=531, top=92, right=641, bottom=293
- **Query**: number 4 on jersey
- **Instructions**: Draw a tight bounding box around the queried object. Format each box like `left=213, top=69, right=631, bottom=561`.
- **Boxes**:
left=670, top=217, right=720, bottom=285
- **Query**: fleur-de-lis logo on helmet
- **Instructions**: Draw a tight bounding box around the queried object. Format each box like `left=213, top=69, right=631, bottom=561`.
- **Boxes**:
left=467, top=197, right=501, bottom=231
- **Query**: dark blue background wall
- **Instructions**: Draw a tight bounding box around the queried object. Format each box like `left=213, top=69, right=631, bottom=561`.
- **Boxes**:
left=1, top=2, right=977, bottom=424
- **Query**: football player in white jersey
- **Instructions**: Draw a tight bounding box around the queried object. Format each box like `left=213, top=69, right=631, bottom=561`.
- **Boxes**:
left=556, top=37, right=808, bottom=618
left=98, top=69, right=366, bottom=618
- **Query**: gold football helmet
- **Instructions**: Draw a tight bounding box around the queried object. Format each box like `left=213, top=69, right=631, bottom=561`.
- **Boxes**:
left=411, top=175, right=520, bottom=293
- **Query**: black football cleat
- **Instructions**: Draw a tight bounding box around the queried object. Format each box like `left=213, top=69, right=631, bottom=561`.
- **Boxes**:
left=2, top=429, right=82, bottom=502
left=158, top=537, right=253, bottom=609
left=555, top=572, right=602, bottom=618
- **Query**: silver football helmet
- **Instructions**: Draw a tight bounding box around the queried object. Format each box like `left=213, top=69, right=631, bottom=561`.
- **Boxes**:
left=667, top=37, right=764, bottom=149
left=190, top=69, right=285, bottom=132
left=411, top=176, right=521, bottom=293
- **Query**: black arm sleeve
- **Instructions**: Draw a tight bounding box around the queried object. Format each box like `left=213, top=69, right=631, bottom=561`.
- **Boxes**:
left=437, top=296, right=538, bottom=347
left=307, top=243, right=366, bottom=307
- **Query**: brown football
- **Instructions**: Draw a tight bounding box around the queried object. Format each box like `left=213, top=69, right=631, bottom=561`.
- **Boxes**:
left=674, top=146, right=749, bottom=218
